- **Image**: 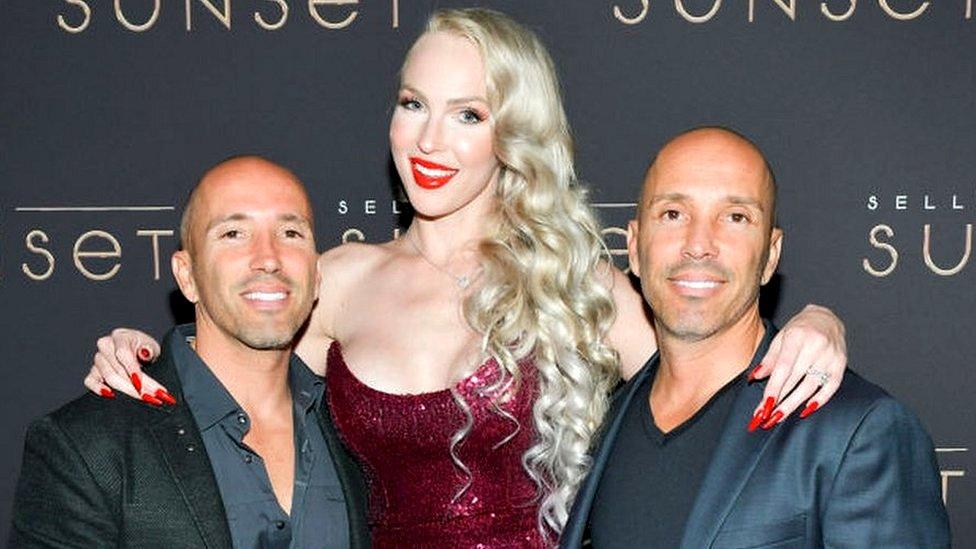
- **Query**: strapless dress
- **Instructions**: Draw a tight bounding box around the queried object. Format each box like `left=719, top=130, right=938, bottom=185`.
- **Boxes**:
left=326, top=342, right=548, bottom=548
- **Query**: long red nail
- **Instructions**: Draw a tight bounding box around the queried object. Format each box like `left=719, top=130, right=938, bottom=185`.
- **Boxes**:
left=748, top=363, right=763, bottom=382
left=100, top=388, right=116, bottom=399
left=138, top=347, right=152, bottom=362
left=748, top=410, right=764, bottom=432
left=762, top=410, right=784, bottom=430
left=130, top=373, right=142, bottom=393
left=800, top=401, right=819, bottom=419
left=155, top=389, right=176, bottom=406
left=141, top=393, right=163, bottom=407
left=761, top=396, right=776, bottom=422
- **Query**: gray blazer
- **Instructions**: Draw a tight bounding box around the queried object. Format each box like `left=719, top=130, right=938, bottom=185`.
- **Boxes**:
left=9, top=330, right=371, bottom=549
left=562, top=337, right=950, bottom=548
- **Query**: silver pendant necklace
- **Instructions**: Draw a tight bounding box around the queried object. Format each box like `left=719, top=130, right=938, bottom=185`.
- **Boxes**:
left=407, top=231, right=479, bottom=290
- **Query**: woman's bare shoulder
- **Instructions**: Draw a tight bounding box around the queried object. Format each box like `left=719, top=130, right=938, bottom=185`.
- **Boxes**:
left=304, top=242, right=396, bottom=352
left=319, top=240, right=396, bottom=280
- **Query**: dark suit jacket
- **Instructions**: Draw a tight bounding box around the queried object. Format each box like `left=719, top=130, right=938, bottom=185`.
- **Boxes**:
left=9, top=333, right=371, bottom=549
left=563, top=340, right=950, bottom=548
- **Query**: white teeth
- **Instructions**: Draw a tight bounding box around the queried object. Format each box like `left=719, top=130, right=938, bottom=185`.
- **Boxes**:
left=674, top=280, right=720, bottom=289
left=414, top=163, right=455, bottom=177
left=243, top=292, right=286, bottom=301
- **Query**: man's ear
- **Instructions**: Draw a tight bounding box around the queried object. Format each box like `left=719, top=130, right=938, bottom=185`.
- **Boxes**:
left=171, top=250, right=199, bottom=304
left=761, top=228, right=783, bottom=285
left=626, top=219, right=641, bottom=278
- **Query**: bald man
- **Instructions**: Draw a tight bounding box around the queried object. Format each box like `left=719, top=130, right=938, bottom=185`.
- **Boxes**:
left=562, top=128, right=949, bottom=548
left=10, top=157, right=369, bottom=548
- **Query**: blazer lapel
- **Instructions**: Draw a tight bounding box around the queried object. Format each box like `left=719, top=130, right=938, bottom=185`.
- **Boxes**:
left=561, top=355, right=658, bottom=548
left=145, top=352, right=233, bottom=549
left=679, top=327, right=777, bottom=549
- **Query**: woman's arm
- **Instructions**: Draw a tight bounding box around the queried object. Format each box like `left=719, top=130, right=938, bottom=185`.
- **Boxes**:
left=83, top=303, right=335, bottom=402
left=83, top=248, right=348, bottom=400
left=603, top=264, right=657, bottom=380
left=750, top=304, right=845, bottom=425
left=83, top=328, right=161, bottom=401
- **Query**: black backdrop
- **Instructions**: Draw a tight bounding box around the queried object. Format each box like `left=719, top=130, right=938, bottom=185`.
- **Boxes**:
left=1, top=0, right=973, bottom=544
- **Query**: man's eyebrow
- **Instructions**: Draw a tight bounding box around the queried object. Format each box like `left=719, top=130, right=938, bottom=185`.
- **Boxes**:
left=726, top=195, right=766, bottom=212
left=277, top=213, right=312, bottom=225
left=647, top=192, right=690, bottom=205
left=206, top=213, right=250, bottom=233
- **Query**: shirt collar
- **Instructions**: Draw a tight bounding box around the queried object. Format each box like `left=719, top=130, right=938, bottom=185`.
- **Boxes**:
left=170, top=324, right=324, bottom=431
left=171, top=324, right=239, bottom=432
left=289, top=353, right=324, bottom=416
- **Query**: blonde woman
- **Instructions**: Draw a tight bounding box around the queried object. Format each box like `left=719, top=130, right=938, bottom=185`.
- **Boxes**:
left=84, top=8, right=848, bottom=546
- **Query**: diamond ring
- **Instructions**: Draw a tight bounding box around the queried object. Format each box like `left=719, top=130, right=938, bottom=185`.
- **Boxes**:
left=805, top=368, right=831, bottom=386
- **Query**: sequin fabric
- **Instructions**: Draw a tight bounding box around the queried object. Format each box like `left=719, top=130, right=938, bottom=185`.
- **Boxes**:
left=326, top=342, right=548, bottom=548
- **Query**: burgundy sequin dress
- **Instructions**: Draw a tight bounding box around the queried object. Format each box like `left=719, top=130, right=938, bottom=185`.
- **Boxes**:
left=326, top=342, right=548, bottom=548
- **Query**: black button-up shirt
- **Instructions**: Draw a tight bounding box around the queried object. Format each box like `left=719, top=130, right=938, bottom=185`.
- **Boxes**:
left=173, top=325, right=349, bottom=548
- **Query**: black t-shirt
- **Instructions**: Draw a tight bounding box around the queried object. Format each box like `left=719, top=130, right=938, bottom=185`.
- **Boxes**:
left=588, top=363, right=745, bottom=548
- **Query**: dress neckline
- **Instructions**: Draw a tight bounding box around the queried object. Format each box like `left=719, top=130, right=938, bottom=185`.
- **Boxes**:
left=327, top=340, right=498, bottom=399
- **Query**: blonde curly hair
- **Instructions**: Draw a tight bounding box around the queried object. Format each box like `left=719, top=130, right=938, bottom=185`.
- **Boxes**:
left=418, top=8, right=621, bottom=537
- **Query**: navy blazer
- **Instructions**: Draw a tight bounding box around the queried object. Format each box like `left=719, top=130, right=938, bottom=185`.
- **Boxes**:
left=10, top=328, right=371, bottom=548
left=562, top=332, right=950, bottom=548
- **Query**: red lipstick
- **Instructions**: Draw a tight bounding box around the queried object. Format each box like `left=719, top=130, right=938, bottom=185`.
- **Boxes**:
left=410, top=157, right=458, bottom=190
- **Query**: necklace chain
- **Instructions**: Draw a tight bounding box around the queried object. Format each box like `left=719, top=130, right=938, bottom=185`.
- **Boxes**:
left=406, top=232, right=479, bottom=290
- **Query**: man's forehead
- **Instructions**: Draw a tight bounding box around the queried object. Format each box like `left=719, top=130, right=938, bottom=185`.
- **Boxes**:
left=191, top=164, right=312, bottom=229
left=642, top=135, right=772, bottom=208
left=205, top=210, right=311, bottom=228
left=644, top=167, right=768, bottom=204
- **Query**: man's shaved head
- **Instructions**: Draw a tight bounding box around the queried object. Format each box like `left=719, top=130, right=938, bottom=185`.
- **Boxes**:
left=640, top=127, right=777, bottom=230
left=179, top=156, right=312, bottom=254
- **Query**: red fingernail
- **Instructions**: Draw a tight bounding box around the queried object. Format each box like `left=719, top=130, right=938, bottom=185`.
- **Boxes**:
left=748, top=363, right=763, bottom=382
left=800, top=401, right=819, bottom=419
left=762, top=410, right=784, bottom=430
left=138, top=347, right=152, bottom=361
left=100, top=388, right=116, bottom=399
left=130, top=373, right=142, bottom=393
left=155, top=389, right=176, bottom=406
left=141, top=393, right=163, bottom=407
left=748, top=410, right=764, bottom=432
left=761, top=396, right=776, bottom=422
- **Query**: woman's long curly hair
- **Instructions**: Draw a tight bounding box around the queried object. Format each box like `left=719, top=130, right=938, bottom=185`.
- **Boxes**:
left=418, top=8, right=621, bottom=537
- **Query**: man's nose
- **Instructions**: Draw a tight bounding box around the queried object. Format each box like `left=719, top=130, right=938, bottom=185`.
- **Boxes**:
left=250, top=232, right=282, bottom=273
left=682, top=218, right=718, bottom=260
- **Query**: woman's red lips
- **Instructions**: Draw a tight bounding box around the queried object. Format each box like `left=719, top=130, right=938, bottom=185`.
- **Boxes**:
left=410, top=156, right=458, bottom=190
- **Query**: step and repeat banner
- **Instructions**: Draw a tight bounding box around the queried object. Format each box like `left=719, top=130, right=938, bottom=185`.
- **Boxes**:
left=1, top=0, right=973, bottom=544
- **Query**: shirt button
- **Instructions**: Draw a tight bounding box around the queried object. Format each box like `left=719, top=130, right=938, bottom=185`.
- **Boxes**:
left=237, top=413, right=247, bottom=424
left=274, top=520, right=286, bottom=530
left=243, top=454, right=253, bottom=464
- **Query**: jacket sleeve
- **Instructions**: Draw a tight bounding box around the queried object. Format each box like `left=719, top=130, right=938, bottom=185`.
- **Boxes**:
left=9, top=416, right=118, bottom=548
left=822, top=398, right=951, bottom=547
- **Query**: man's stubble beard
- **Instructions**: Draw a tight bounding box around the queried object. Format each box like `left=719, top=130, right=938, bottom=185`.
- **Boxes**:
left=648, top=268, right=764, bottom=344
left=195, top=276, right=313, bottom=352
left=652, top=285, right=761, bottom=343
